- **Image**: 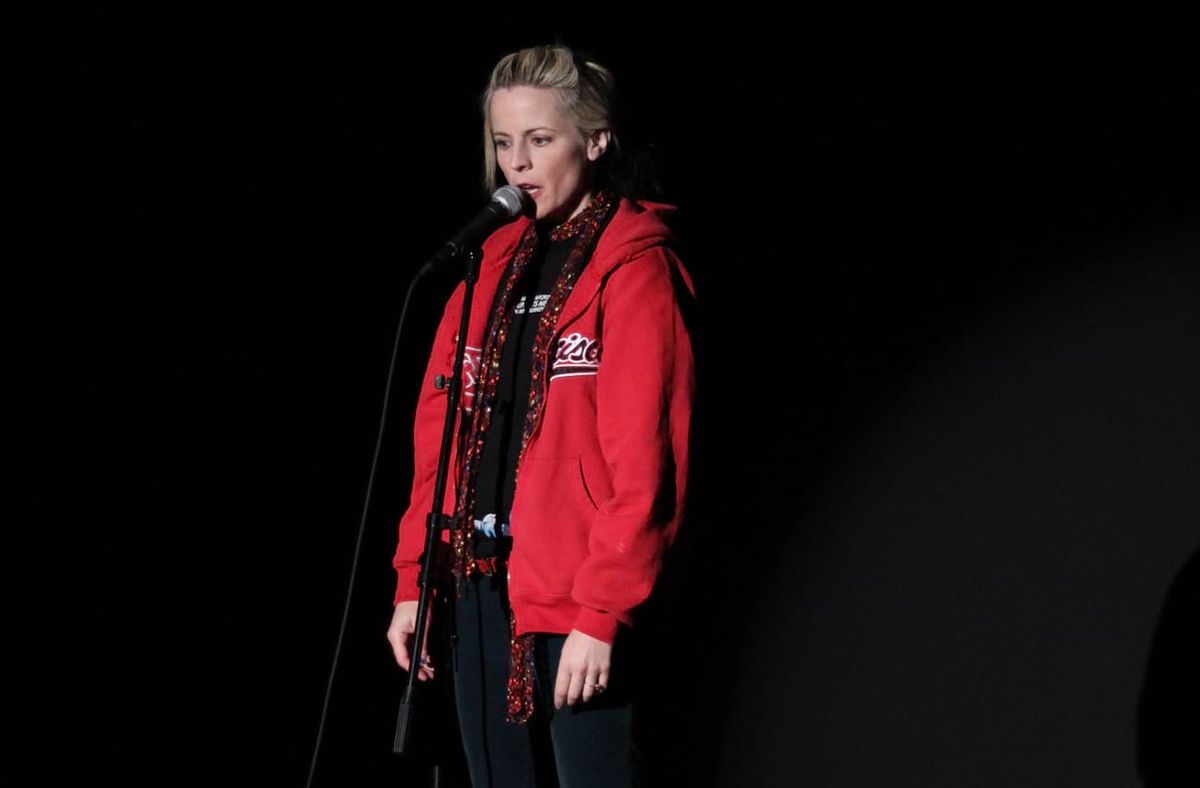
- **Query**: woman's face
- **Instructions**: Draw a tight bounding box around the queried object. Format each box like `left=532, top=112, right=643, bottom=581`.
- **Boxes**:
left=490, top=86, right=609, bottom=225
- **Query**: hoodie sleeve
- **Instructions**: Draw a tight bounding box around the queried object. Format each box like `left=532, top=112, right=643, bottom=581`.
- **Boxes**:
left=568, top=244, right=696, bottom=643
left=391, top=283, right=466, bottom=606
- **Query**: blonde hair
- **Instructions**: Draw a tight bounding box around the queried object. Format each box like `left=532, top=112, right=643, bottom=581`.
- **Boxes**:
left=480, top=44, right=620, bottom=196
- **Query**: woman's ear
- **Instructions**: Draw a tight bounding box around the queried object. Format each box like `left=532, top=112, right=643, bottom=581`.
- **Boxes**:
left=586, top=129, right=611, bottom=162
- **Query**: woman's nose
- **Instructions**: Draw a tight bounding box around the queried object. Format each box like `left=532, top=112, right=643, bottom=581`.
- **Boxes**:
left=509, top=141, right=531, bottom=171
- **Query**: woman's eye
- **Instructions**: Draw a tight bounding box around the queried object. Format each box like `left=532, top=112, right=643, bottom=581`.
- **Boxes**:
left=494, top=139, right=509, bottom=149
left=532, top=137, right=550, bottom=145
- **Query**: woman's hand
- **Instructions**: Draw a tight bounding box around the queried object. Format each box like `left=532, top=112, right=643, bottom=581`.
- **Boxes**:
left=554, top=628, right=612, bottom=708
left=388, top=600, right=435, bottom=681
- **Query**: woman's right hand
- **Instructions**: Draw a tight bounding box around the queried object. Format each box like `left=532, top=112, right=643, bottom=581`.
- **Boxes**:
left=388, top=600, right=435, bottom=681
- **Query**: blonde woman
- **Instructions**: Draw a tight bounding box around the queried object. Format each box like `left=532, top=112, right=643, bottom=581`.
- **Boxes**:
left=389, top=43, right=695, bottom=786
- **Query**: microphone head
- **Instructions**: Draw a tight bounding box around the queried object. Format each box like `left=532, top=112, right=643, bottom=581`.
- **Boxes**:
left=492, top=185, right=533, bottom=218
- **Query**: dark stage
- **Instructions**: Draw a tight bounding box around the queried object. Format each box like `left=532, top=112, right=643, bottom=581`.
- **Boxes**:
left=35, top=23, right=1198, bottom=787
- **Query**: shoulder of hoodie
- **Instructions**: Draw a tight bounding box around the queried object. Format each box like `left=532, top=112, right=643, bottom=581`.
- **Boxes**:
left=479, top=196, right=680, bottom=283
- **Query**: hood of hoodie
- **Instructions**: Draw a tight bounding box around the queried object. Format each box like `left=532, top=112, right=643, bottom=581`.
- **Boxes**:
left=480, top=196, right=679, bottom=281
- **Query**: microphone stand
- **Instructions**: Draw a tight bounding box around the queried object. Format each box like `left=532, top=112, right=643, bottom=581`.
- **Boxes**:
left=393, top=244, right=482, bottom=755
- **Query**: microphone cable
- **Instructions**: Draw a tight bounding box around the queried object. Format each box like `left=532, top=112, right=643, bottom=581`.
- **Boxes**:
left=304, top=265, right=427, bottom=788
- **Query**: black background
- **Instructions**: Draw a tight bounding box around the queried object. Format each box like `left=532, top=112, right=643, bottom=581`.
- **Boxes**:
left=32, top=21, right=1199, bottom=787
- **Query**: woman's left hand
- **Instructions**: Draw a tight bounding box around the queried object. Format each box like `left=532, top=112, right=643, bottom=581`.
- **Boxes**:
left=554, top=628, right=612, bottom=709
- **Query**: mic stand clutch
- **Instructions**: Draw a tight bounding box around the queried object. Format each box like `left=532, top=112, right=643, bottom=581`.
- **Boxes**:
left=393, top=244, right=482, bottom=755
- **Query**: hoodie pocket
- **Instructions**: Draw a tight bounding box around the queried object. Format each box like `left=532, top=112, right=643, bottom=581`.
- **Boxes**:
left=521, top=454, right=597, bottom=526
left=508, top=453, right=593, bottom=598
left=575, top=454, right=599, bottom=511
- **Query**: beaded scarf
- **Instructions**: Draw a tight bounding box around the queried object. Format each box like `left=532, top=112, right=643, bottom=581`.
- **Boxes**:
left=451, top=188, right=617, bottom=723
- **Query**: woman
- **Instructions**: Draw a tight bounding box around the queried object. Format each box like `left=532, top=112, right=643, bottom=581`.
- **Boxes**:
left=387, top=43, right=695, bottom=787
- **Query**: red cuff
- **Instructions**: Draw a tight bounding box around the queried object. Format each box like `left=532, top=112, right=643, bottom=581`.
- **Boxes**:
left=571, top=606, right=622, bottom=645
left=393, top=564, right=421, bottom=606
left=394, top=543, right=454, bottom=605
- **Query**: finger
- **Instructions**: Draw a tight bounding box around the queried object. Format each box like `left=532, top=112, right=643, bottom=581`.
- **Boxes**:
left=392, top=628, right=433, bottom=676
left=582, top=672, right=600, bottom=703
left=401, top=645, right=436, bottom=680
left=567, top=667, right=585, bottom=707
left=554, top=660, right=571, bottom=709
left=393, top=635, right=412, bottom=670
left=415, top=614, right=434, bottom=662
left=597, top=668, right=610, bottom=696
left=411, top=611, right=434, bottom=676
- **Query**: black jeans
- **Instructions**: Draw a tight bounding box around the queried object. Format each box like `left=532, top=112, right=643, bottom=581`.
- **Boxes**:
left=451, top=570, right=643, bottom=787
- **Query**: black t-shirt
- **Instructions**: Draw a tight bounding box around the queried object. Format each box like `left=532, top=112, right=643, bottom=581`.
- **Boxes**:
left=470, top=222, right=573, bottom=555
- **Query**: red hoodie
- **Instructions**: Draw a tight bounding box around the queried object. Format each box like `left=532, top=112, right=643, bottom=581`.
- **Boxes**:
left=392, top=196, right=695, bottom=645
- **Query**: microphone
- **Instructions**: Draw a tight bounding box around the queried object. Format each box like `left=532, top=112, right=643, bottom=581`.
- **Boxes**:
left=421, top=186, right=533, bottom=274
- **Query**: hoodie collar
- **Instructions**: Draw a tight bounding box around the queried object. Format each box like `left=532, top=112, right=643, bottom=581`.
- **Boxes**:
left=482, top=192, right=679, bottom=280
